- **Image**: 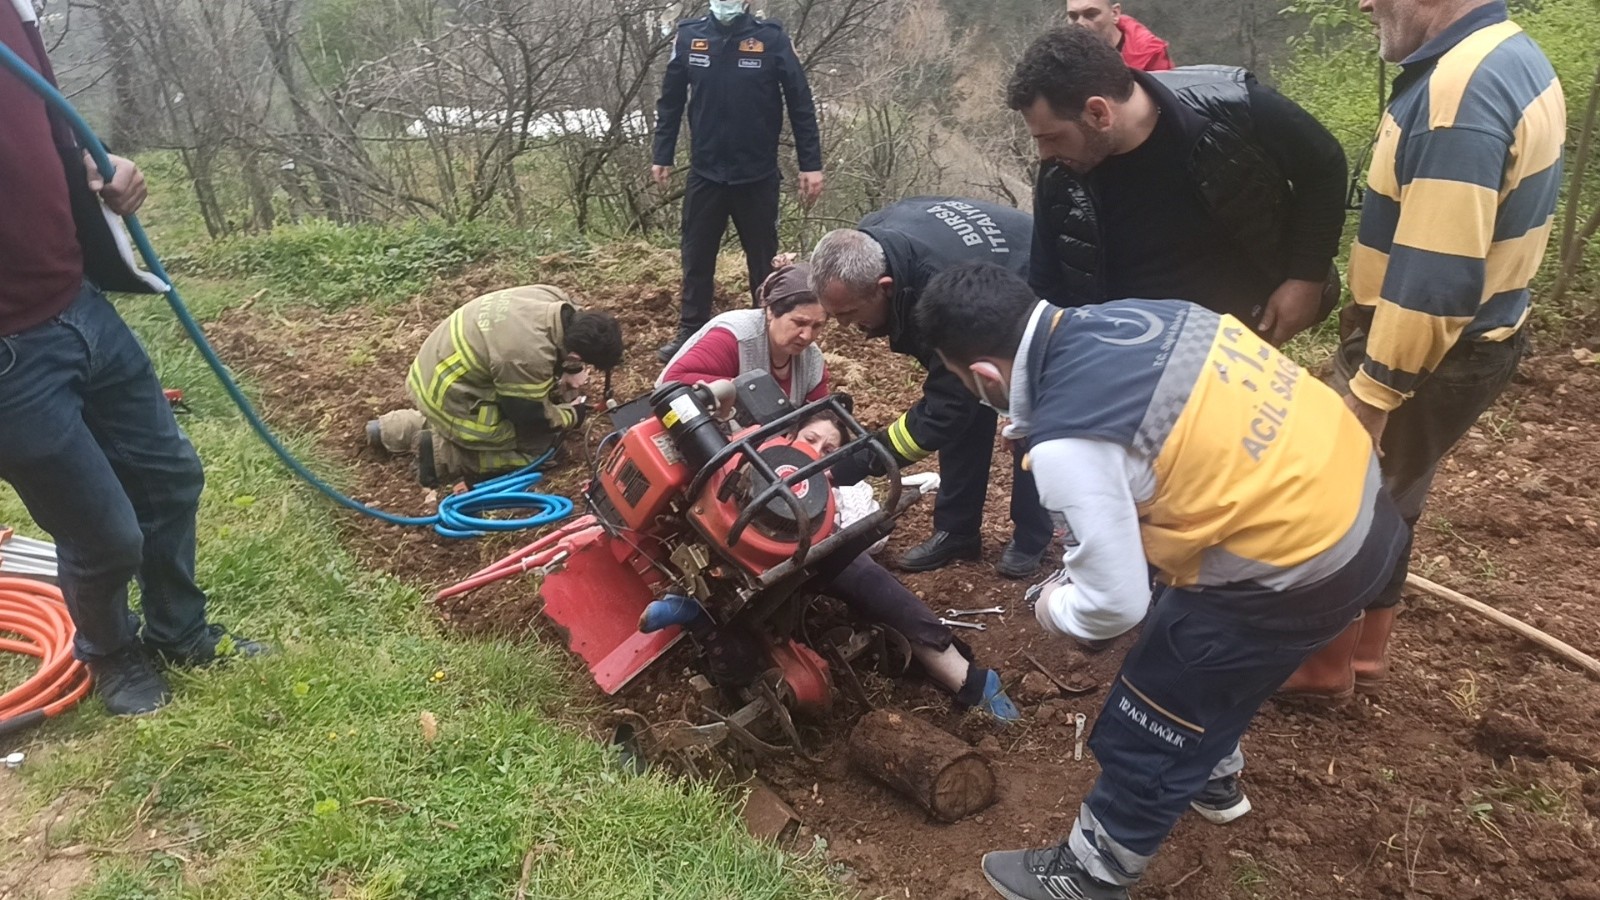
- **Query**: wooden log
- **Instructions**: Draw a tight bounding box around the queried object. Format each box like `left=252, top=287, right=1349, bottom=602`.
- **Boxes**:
left=847, top=708, right=996, bottom=822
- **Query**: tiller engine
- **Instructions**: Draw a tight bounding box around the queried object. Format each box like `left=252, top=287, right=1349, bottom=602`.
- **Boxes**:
left=441, top=372, right=911, bottom=755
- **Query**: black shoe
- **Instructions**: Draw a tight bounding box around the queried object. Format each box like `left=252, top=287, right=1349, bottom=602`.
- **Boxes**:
left=997, top=540, right=1048, bottom=580
left=655, top=325, right=700, bottom=364
left=895, top=531, right=981, bottom=573
left=416, top=429, right=438, bottom=487
left=981, top=842, right=1129, bottom=900
left=150, top=624, right=272, bottom=669
left=87, top=645, right=172, bottom=716
left=1190, top=773, right=1253, bottom=824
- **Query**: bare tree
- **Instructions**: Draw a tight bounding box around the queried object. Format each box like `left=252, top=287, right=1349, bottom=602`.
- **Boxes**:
left=1551, top=58, right=1600, bottom=306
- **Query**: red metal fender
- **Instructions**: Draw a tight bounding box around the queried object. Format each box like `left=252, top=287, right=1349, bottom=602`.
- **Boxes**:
left=538, top=527, right=681, bottom=695
left=768, top=639, right=832, bottom=717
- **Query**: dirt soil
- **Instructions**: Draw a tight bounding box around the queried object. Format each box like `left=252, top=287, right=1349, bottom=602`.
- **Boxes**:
left=205, top=264, right=1600, bottom=900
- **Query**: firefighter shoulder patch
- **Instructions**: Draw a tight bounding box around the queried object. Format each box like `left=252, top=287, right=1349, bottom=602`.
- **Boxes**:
left=739, top=38, right=764, bottom=53
left=690, top=38, right=709, bottom=51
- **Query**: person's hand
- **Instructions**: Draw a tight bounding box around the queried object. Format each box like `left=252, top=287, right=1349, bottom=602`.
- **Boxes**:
left=561, top=401, right=589, bottom=429
left=1025, top=567, right=1070, bottom=614
left=1257, top=278, right=1325, bottom=346
left=651, top=164, right=672, bottom=188
left=85, top=152, right=147, bottom=216
left=1342, top=392, right=1389, bottom=453
left=771, top=251, right=800, bottom=268
left=797, top=171, right=824, bottom=208
left=560, top=368, right=591, bottom=394
left=900, top=471, right=941, bottom=494
left=829, top=435, right=887, bottom=487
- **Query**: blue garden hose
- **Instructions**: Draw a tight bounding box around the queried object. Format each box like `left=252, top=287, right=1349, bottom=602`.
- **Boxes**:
left=0, top=41, right=572, bottom=538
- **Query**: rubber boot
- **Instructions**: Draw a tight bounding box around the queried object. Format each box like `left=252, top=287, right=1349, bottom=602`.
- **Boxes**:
left=1278, top=612, right=1364, bottom=699
left=1353, top=606, right=1397, bottom=694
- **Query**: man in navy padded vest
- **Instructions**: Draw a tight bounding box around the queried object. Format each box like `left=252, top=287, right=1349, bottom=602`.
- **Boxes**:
left=652, top=0, right=823, bottom=363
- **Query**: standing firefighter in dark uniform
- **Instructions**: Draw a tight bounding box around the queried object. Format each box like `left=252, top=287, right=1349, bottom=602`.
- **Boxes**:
left=652, top=0, right=824, bottom=363
left=810, top=198, right=1055, bottom=579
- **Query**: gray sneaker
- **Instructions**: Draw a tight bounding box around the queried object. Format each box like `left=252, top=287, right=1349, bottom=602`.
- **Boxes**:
left=981, top=843, right=1129, bottom=900
left=1190, top=773, right=1253, bottom=824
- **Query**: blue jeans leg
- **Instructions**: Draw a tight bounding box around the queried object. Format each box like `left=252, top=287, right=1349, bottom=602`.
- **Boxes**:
left=0, top=284, right=210, bottom=658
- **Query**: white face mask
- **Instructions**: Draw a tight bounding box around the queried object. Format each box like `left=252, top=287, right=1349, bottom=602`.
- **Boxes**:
left=974, top=375, right=1011, bottom=414
left=709, top=0, right=745, bottom=23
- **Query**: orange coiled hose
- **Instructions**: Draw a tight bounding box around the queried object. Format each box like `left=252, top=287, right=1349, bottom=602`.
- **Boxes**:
left=0, top=576, right=91, bottom=734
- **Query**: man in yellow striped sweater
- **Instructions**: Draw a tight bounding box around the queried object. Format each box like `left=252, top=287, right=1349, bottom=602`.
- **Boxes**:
left=1285, top=0, right=1564, bottom=697
left=370, top=286, right=623, bottom=486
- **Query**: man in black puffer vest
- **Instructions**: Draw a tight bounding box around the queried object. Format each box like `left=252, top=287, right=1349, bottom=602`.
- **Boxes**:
left=1010, top=28, right=1347, bottom=346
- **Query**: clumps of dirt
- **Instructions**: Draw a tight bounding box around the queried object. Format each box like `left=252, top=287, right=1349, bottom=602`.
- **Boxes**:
left=0, top=778, right=102, bottom=900
left=202, top=265, right=1600, bottom=899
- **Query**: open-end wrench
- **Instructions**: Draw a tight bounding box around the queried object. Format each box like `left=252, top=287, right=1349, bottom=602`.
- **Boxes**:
left=1073, top=713, right=1087, bottom=761
left=938, top=618, right=986, bottom=631
left=945, top=606, right=1005, bottom=617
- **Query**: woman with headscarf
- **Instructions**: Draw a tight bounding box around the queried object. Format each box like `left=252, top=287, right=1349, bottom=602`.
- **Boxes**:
left=658, top=263, right=829, bottom=405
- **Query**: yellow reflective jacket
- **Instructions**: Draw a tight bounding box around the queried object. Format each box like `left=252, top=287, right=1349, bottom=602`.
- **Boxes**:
left=406, top=285, right=577, bottom=448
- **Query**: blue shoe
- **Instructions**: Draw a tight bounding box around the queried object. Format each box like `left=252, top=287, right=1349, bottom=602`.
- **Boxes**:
left=979, top=670, right=1023, bottom=723
left=958, top=667, right=1021, bottom=723
left=638, top=594, right=707, bottom=633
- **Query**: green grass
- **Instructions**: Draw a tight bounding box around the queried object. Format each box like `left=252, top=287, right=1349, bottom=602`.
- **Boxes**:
left=0, top=290, right=839, bottom=898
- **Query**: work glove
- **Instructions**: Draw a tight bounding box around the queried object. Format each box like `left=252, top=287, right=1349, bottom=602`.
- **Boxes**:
left=900, top=471, right=941, bottom=495
left=828, top=429, right=891, bottom=486
left=557, top=401, right=587, bottom=430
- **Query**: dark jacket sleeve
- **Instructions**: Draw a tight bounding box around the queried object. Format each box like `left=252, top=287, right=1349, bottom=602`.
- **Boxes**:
left=1247, top=81, right=1348, bottom=282
left=830, top=354, right=980, bottom=486
left=652, top=28, right=690, bottom=168
left=1027, top=181, right=1073, bottom=306
left=775, top=32, right=822, bottom=172
left=500, top=396, right=576, bottom=432
left=885, top=358, right=980, bottom=466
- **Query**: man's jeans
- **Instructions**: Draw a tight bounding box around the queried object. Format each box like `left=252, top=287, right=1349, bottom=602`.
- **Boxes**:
left=0, top=283, right=211, bottom=659
left=1329, top=321, right=1527, bottom=607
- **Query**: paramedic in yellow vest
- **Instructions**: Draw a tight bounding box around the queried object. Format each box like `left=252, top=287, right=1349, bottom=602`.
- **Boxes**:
left=915, top=263, right=1404, bottom=900
left=369, top=285, right=623, bottom=486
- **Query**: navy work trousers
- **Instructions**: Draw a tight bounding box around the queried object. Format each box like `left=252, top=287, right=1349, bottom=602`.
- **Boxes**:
left=678, top=171, right=780, bottom=329
left=0, top=283, right=212, bottom=660
left=1068, top=495, right=1406, bottom=886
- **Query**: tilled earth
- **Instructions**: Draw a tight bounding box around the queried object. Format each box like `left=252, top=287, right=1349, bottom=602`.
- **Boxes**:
left=208, top=259, right=1600, bottom=900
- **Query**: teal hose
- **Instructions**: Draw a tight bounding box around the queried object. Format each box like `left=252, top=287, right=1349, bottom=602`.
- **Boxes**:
left=0, top=41, right=572, bottom=538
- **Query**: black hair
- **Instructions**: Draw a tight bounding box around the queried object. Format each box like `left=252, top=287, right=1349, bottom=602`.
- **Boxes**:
left=564, top=309, right=624, bottom=370
left=914, top=263, right=1036, bottom=366
left=1006, top=27, right=1135, bottom=120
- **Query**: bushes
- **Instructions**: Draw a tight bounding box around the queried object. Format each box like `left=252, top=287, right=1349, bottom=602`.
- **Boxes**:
left=190, top=220, right=565, bottom=309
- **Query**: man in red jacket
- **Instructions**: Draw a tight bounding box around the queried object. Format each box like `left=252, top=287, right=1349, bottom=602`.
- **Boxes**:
left=1067, top=0, right=1174, bottom=71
